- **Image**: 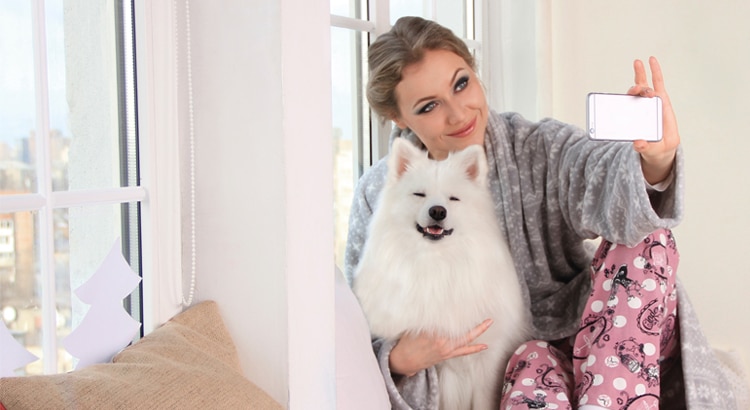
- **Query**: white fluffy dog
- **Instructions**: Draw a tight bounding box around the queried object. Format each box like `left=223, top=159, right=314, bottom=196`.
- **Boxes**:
left=353, top=138, right=531, bottom=410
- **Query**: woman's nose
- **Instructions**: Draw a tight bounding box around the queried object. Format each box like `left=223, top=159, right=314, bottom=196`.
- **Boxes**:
left=445, top=100, right=466, bottom=125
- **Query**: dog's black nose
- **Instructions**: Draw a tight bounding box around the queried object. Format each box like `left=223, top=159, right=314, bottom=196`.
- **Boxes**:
left=429, top=205, right=447, bottom=221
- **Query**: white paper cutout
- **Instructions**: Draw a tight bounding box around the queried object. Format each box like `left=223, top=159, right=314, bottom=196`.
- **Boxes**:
left=62, top=237, right=142, bottom=369
left=0, top=319, right=39, bottom=377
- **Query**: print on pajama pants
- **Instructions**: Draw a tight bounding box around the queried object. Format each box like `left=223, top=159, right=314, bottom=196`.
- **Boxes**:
left=500, top=229, right=679, bottom=410
left=574, top=228, right=679, bottom=409
left=502, top=340, right=576, bottom=409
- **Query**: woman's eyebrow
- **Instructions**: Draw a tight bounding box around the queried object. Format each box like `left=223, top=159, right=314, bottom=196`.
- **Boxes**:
left=410, top=68, right=464, bottom=111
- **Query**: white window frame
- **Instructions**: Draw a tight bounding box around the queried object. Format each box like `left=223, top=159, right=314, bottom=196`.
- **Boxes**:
left=133, top=0, right=185, bottom=332
left=0, top=0, right=148, bottom=374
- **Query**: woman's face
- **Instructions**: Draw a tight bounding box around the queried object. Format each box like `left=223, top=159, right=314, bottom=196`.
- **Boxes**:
left=392, top=49, right=488, bottom=160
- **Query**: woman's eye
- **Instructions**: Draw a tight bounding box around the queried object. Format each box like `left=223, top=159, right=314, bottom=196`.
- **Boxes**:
left=417, top=101, right=437, bottom=114
left=449, top=196, right=459, bottom=201
left=413, top=192, right=426, bottom=197
left=454, top=76, right=469, bottom=92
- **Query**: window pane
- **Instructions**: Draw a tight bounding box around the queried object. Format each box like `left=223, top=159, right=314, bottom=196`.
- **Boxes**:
left=0, top=1, right=135, bottom=194
left=0, top=1, right=37, bottom=194
left=67, top=202, right=142, bottom=341
left=391, top=0, right=428, bottom=24
left=61, top=1, right=132, bottom=192
left=330, top=0, right=367, bottom=19
left=435, top=0, right=467, bottom=38
left=0, top=209, right=66, bottom=375
left=45, top=0, right=72, bottom=191
left=0, top=202, right=141, bottom=376
left=331, top=26, right=368, bottom=270
left=0, top=1, right=141, bottom=377
left=0, top=212, right=40, bottom=374
left=390, top=1, right=468, bottom=39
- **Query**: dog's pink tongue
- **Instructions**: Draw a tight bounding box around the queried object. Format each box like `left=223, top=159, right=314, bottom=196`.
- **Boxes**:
left=427, top=226, right=443, bottom=235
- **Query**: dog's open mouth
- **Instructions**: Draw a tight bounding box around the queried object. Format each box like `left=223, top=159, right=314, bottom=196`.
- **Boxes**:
left=416, top=224, right=454, bottom=240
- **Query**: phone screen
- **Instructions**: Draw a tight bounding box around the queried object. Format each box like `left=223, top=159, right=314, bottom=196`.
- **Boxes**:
left=587, top=93, right=662, bottom=142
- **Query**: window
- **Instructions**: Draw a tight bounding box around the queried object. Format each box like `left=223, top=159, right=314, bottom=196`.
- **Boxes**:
left=330, top=0, right=482, bottom=270
left=0, top=0, right=143, bottom=375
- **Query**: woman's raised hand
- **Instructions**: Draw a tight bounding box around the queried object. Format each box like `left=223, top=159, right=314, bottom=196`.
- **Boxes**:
left=628, top=56, right=680, bottom=185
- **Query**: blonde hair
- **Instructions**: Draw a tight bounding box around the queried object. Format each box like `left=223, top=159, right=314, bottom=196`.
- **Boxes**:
left=366, top=16, right=476, bottom=122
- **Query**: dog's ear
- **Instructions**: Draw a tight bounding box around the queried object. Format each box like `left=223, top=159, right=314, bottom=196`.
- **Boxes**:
left=388, top=138, right=423, bottom=180
left=455, top=145, right=489, bottom=185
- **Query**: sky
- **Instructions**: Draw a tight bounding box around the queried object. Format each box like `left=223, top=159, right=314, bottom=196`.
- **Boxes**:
left=0, top=0, right=68, bottom=145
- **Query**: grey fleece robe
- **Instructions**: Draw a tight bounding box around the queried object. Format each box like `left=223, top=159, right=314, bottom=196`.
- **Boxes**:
left=344, top=110, right=736, bottom=409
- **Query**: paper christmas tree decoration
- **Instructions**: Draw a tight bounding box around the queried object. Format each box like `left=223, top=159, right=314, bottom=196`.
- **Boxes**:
left=62, top=237, right=142, bottom=369
left=0, top=319, right=39, bottom=377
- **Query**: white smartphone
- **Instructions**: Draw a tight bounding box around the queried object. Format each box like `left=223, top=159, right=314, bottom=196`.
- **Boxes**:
left=586, top=93, right=663, bottom=142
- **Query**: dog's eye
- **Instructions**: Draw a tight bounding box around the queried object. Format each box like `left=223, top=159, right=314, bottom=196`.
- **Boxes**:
left=413, top=193, right=425, bottom=197
left=449, top=196, right=460, bottom=201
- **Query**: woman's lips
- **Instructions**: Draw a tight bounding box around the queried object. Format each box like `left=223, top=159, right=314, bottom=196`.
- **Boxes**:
left=447, top=117, right=476, bottom=138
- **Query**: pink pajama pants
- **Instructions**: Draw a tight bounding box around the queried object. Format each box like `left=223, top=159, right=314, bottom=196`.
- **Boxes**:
left=500, top=229, right=680, bottom=410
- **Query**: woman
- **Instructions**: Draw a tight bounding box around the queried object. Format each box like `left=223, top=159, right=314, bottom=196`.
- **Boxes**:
left=344, top=16, right=735, bottom=409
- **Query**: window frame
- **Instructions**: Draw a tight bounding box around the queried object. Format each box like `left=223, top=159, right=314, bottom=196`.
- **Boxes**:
left=132, top=0, right=185, bottom=333
left=330, top=0, right=486, bottom=170
left=0, top=0, right=148, bottom=374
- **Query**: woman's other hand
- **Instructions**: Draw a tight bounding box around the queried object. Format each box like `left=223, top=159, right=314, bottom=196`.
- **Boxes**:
left=388, top=318, right=493, bottom=377
left=628, top=56, right=680, bottom=185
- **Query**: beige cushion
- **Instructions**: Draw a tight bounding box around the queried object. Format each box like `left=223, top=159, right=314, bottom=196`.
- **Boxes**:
left=0, top=301, right=282, bottom=410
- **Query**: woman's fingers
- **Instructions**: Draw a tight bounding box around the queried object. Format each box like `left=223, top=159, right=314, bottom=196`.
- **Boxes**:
left=630, top=58, right=653, bottom=97
left=388, top=318, right=494, bottom=376
left=649, top=56, right=667, bottom=94
left=630, top=58, right=665, bottom=97
left=447, top=318, right=493, bottom=358
left=465, top=318, right=493, bottom=344
left=633, top=58, right=648, bottom=86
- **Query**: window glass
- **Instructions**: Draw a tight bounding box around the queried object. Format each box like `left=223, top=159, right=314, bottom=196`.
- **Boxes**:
left=0, top=202, right=140, bottom=376
left=391, top=0, right=468, bottom=38
left=0, top=1, right=37, bottom=194
left=390, top=0, right=428, bottom=23
left=57, top=1, right=130, bottom=192
left=331, top=26, right=369, bottom=269
left=435, top=0, right=467, bottom=38
left=330, top=0, right=367, bottom=19
left=0, top=212, right=41, bottom=373
left=0, top=0, right=142, bottom=376
left=0, top=1, right=132, bottom=194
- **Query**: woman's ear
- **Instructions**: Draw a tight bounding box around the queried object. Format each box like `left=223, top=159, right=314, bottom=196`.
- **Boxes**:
left=390, top=113, right=406, bottom=129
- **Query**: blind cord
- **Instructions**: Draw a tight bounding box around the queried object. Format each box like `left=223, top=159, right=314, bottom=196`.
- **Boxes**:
left=174, top=0, right=197, bottom=307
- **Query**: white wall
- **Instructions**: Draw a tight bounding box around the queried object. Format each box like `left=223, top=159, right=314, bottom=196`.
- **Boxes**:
left=186, top=0, right=334, bottom=408
left=546, top=0, right=750, bottom=373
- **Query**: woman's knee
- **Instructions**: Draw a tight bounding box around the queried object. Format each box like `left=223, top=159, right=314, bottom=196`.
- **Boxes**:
left=638, top=228, right=679, bottom=279
left=502, top=340, right=574, bottom=409
left=591, top=229, right=679, bottom=291
left=505, top=340, right=572, bottom=378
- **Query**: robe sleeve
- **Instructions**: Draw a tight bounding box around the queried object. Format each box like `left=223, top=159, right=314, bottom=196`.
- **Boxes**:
left=509, top=115, right=684, bottom=246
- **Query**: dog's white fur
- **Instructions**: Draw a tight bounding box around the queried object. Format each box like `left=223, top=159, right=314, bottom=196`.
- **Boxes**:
left=353, top=138, right=531, bottom=410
